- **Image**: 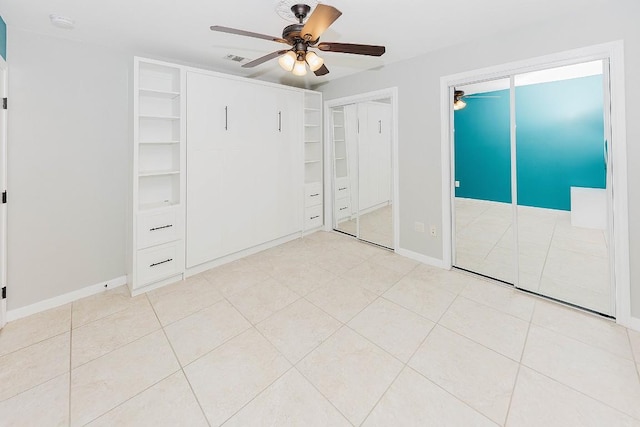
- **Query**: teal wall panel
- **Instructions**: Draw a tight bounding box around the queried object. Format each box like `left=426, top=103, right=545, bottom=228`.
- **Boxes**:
left=0, top=16, right=5, bottom=60
left=515, top=76, right=605, bottom=210
left=454, top=75, right=605, bottom=211
left=454, top=89, right=512, bottom=203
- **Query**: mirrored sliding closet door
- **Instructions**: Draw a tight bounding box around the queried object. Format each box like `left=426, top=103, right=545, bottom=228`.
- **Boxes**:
left=330, top=98, right=394, bottom=249
left=452, top=60, right=614, bottom=316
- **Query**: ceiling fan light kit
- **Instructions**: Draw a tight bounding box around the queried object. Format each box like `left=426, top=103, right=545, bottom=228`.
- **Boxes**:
left=210, top=3, right=386, bottom=77
left=305, top=51, right=324, bottom=71
left=278, top=51, right=297, bottom=71
left=292, top=60, right=308, bottom=76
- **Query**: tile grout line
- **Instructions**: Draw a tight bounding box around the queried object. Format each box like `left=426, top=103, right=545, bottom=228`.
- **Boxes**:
left=406, top=365, right=499, bottom=425
left=146, top=293, right=212, bottom=427
left=292, top=366, right=356, bottom=427
left=624, top=329, right=640, bottom=384
left=502, top=312, right=534, bottom=426
left=68, top=302, right=73, bottom=425
left=353, top=280, right=463, bottom=426
left=78, top=370, right=180, bottom=426
left=521, top=360, right=640, bottom=422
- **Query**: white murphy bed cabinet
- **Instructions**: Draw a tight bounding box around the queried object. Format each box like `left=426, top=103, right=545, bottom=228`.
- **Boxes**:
left=128, top=57, right=323, bottom=294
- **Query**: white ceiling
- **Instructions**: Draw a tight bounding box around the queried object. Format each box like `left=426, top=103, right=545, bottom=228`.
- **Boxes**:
left=0, top=0, right=611, bottom=87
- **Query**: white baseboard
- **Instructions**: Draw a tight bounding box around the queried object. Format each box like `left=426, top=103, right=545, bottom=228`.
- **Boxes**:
left=185, top=232, right=302, bottom=278
left=6, top=276, right=127, bottom=322
left=618, top=314, right=640, bottom=333
left=395, top=248, right=448, bottom=269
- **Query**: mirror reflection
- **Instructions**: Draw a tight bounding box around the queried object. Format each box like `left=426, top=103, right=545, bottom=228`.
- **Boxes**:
left=453, top=78, right=514, bottom=283
left=452, top=61, right=612, bottom=315
left=331, top=98, right=393, bottom=249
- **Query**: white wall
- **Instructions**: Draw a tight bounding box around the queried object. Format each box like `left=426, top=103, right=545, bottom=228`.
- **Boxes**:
left=7, top=29, right=129, bottom=309
left=315, top=1, right=640, bottom=317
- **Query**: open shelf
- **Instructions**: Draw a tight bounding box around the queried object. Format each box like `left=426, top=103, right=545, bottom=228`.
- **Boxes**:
left=139, top=62, right=180, bottom=93
left=139, top=115, right=180, bottom=120
left=139, top=88, right=180, bottom=98
left=138, top=170, right=180, bottom=177
left=138, top=140, right=180, bottom=145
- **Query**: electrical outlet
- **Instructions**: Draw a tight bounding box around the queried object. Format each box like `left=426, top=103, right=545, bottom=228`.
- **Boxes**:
left=455, top=180, right=460, bottom=188
left=414, top=222, right=425, bottom=233
left=430, top=225, right=437, bottom=237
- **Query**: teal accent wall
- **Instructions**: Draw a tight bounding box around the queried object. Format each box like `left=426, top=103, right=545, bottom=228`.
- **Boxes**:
left=0, top=16, right=5, bottom=60
left=515, top=76, right=605, bottom=210
left=454, top=89, right=512, bottom=204
left=454, top=75, right=605, bottom=211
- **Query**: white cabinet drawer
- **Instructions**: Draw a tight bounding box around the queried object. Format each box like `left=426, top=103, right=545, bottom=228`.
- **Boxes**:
left=136, top=241, right=184, bottom=287
left=335, top=197, right=351, bottom=220
left=305, top=205, right=323, bottom=229
left=304, top=182, right=323, bottom=207
left=137, top=208, right=181, bottom=249
left=335, top=178, right=350, bottom=200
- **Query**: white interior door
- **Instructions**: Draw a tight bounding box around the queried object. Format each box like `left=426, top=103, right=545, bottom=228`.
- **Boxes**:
left=0, top=58, right=7, bottom=328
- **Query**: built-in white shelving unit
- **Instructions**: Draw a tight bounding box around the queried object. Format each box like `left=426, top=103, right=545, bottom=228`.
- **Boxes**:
left=332, top=107, right=352, bottom=221
left=128, top=58, right=186, bottom=294
left=303, top=91, right=323, bottom=231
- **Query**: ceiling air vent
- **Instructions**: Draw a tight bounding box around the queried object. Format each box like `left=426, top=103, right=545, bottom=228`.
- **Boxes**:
left=224, top=54, right=247, bottom=63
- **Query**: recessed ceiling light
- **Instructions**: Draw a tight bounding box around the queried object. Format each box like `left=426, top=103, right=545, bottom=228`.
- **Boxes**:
left=49, top=14, right=75, bottom=29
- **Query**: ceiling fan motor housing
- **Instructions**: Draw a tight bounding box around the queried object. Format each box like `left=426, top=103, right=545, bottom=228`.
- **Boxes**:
left=292, top=4, right=311, bottom=22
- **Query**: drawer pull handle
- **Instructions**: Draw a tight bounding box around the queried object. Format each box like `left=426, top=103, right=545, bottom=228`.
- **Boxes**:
left=310, top=215, right=320, bottom=219
left=338, top=187, right=347, bottom=191
left=150, top=224, right=173, bottom=231
left=150, top=258, right=173, bottom=268
left=339, top=207, right=348, bottom=211
left=310, top=193, right=319, bottom=197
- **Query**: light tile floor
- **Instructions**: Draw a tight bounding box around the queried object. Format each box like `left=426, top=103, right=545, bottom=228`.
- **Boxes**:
left=1, top=231, right=639, bottom=426
left=455, top=198, right=611, bottom=314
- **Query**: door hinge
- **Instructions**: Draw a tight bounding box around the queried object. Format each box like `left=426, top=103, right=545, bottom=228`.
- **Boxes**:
left=1, top=287, right=5, bottom=299
left=2, top=191, right=5, bottom=204
left=2, top=98, right=6, bottom=110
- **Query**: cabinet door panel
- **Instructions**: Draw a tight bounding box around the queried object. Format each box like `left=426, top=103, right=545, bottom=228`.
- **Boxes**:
left=185, top=72, right=243, bottom=267
left=186, top=73, right=304, bottom=266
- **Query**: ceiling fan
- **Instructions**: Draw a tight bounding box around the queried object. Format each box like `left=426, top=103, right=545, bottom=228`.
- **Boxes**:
left=454, top=89, right=501, bottom=110
left=210, top=4, right=386, bottom=77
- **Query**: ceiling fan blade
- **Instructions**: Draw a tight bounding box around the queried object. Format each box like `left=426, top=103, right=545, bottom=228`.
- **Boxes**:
left=300, top=4, right=342, bottom=42
left=314, top=64, right=330, bottom=76
left=210, top=25, right=289, bottom=44
left=241, top=50, right=289, bottom=68
left=317, top=42, right=385, bottom=56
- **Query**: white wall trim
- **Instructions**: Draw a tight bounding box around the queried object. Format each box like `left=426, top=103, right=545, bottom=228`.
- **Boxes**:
left=439, top=40, right=631, bottom=326
left=323, top=87, right=400, bottom=249
left=625, top=316, right=640, bottom=333
left=395, top=248, right=448, bottom=269
left=6, top=275, right=127, bottom=322
left=185, top=231, right=302, bottom=278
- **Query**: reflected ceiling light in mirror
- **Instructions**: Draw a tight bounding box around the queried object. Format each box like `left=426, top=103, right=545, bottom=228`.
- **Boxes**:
left=453, top=90, right=467, bottom=110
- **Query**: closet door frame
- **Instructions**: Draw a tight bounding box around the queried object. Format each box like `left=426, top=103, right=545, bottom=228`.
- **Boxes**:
left=440, top=41, right=631, bottom=326
left=324, top=87, right=400, bottom=250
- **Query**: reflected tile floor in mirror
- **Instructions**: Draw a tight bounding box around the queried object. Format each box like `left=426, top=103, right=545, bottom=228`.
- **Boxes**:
left=336, top=204, right=393, bottom=248
left=1, top=231, right=639, bottom=426
left=455, top=198, right=610, bottom=314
